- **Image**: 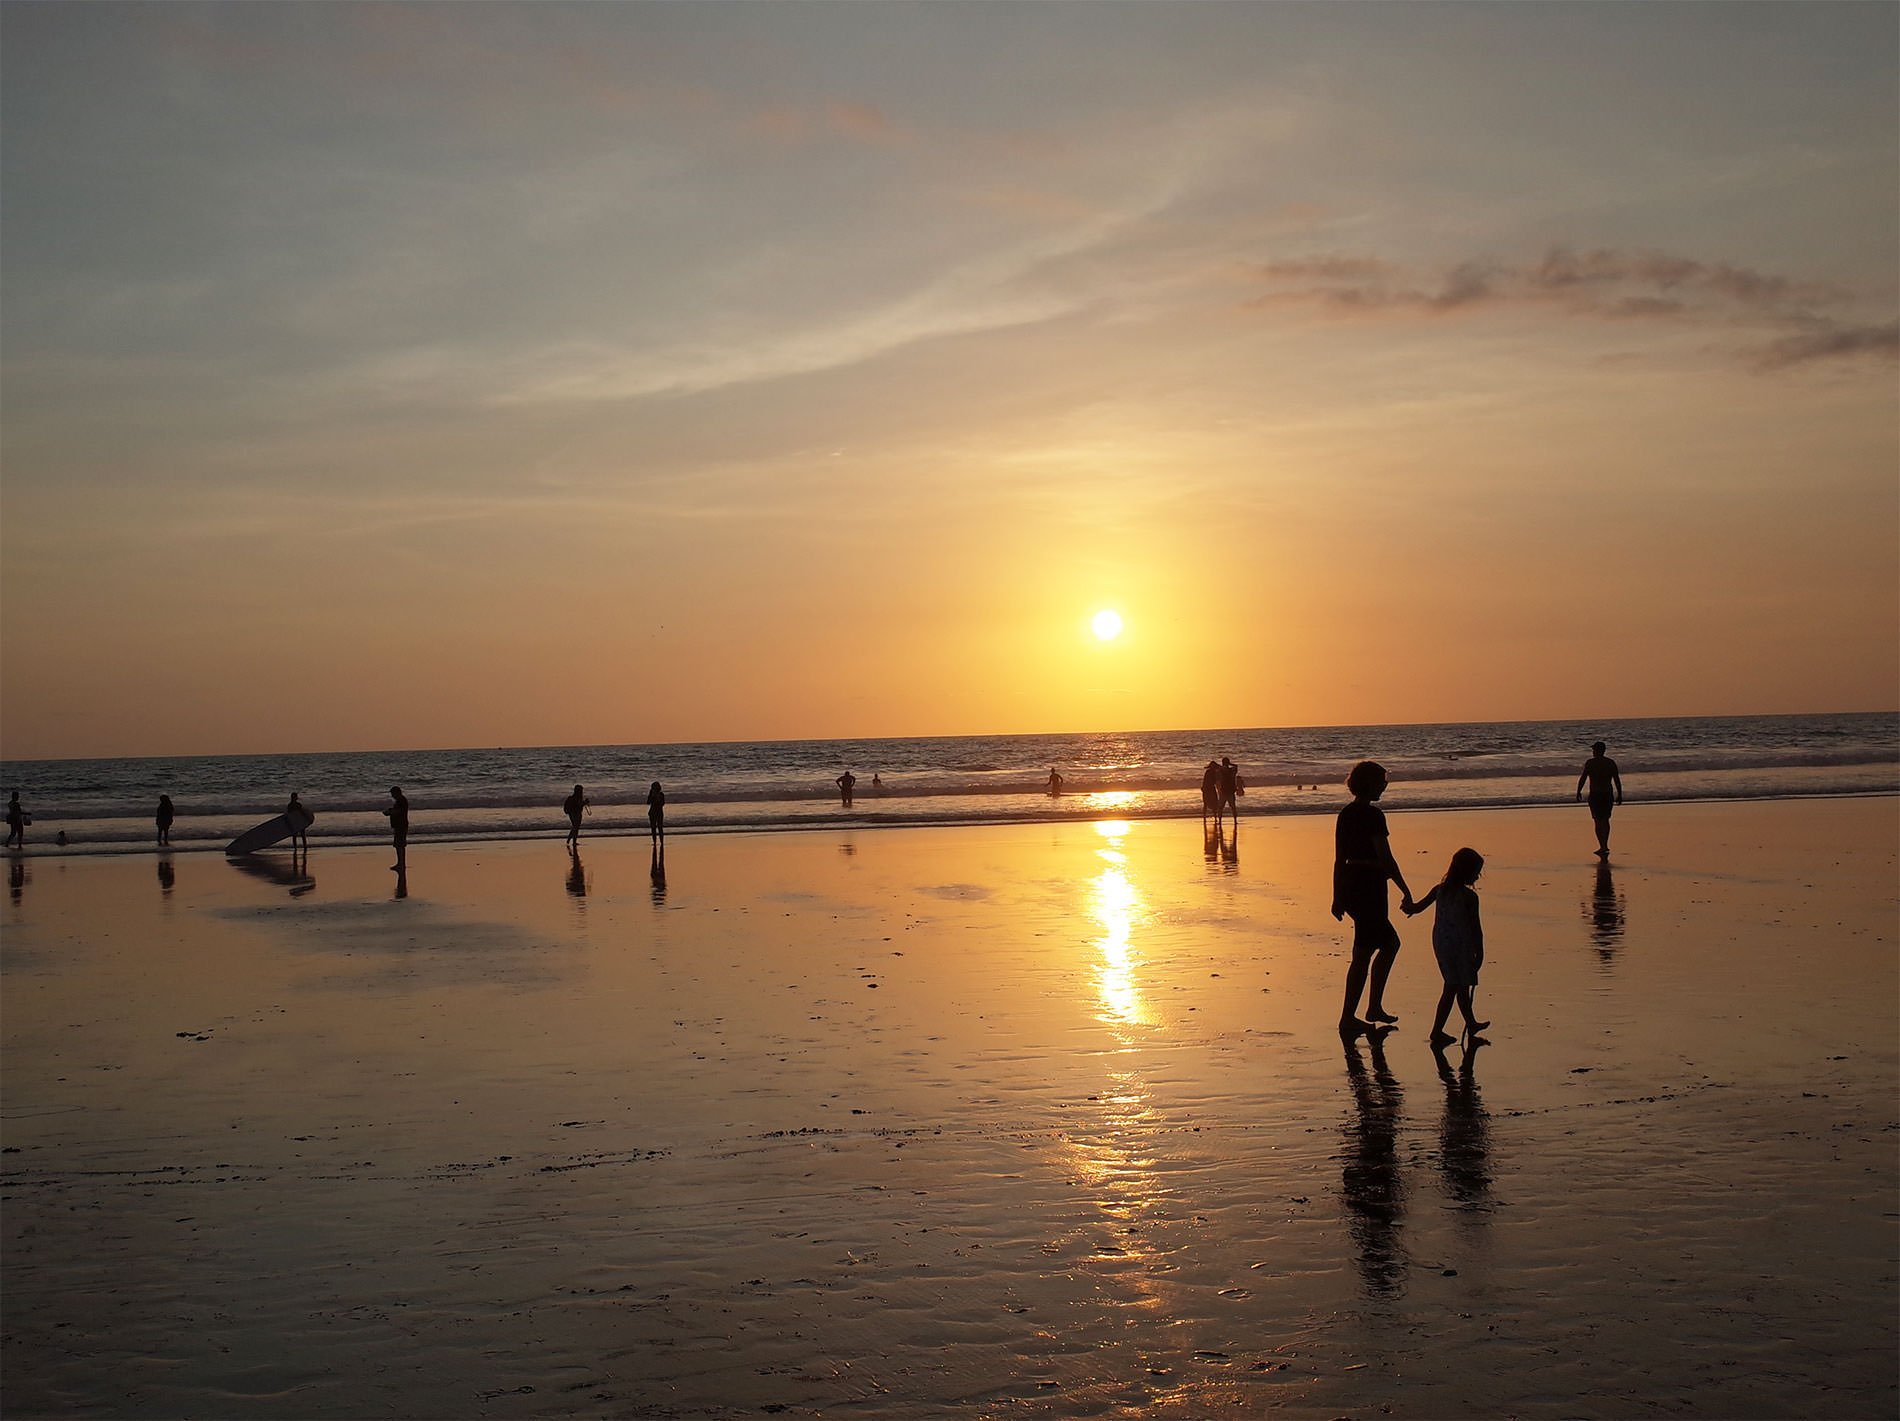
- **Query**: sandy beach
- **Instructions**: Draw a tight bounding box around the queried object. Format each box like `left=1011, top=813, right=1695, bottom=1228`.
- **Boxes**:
left=3, top=797, right=1895, bottom=1419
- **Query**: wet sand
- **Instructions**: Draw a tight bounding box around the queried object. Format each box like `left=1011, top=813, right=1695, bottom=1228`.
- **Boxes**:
left=3, top=798, right=1895, bottom=1418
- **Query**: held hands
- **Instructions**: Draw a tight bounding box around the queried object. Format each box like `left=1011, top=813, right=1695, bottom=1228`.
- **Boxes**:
left=1400, top=895, right=1421, bottom=917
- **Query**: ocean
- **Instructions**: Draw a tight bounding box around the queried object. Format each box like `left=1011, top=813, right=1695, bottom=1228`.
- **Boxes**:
left=1, top=712, right=1893, bottom=856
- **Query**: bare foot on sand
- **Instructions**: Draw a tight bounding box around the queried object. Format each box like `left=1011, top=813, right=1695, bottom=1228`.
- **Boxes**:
left=1338, top=1016, right=1371, bottom=1035
left=1365, top=1008, right=1398, bottom=1023
left=1430, top=1030, right=1457, bottom=1047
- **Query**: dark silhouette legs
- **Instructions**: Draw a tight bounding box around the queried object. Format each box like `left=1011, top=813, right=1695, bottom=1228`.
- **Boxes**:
left=1429, top=985, right=1488, bottom=1046
left=1341, top=930, right=1399, bottom=1032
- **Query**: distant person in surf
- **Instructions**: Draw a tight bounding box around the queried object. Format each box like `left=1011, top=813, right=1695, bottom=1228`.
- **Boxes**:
left=383, top=787, right=409, bottom=870
left=646, top=781, right=665, bottom=840
left=872, top=774, right=884, bottom=794
left=1331, top=760, right=1416, bottom=1035
left=1200, top=760, right=1222, bottom=817
left=285, top=793, right=311, bottom=850
left=836, top=771, right=856, bottom=807
left=5, top=792, right=26, bottom=848
left=1575, top=741, right=1623, bottom=858
left=1046, top=767, right=1064, bottom=796
left=156, top=794, right=175, bottom=846
left=563, top=784, right=588, bottom=848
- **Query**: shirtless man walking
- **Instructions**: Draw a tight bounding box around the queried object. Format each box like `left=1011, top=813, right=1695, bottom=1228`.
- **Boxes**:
left=1575, top=741, right=1623, bottom=858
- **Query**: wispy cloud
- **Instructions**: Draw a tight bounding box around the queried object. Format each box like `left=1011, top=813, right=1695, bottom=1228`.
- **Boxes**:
left=1248, top=246, right=1895, bottom=370
left=1747, top=318, right=1900, bottom=371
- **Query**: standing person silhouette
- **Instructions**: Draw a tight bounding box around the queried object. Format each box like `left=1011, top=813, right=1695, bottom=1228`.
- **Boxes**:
left=285, top=793, right=311, bottom=851
left=836, top=771, right=856, bottom=807
left=1575, top=741, right=1623, bottom=858
left=5, top=792, right=26, bottom=848
left=383, top=787, right=409, bottom=871
left=156, top=794, right=175, bottom=846
left=1331, top=761, right=1415, bottom=1034
left=1046, top=767, right=1064, bottom=796
left=1200, top=760, right=1221, bottom=818
left=1219, top=757, right=1241, bottom=816
left=563, top=784, right=588, bottom=849
left=646, top=781, right=666, bottom=841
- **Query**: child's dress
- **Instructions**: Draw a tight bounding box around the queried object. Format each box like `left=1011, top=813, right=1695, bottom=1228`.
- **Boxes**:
left=1431, top=883, right=1483, bottom=988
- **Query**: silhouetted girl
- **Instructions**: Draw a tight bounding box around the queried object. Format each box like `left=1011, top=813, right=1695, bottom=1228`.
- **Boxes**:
left=156, top=794, right=175, bottom=846
left=1407, top=847, right=1489, bottom=1046
left=646, top=781, right=665, bottom=840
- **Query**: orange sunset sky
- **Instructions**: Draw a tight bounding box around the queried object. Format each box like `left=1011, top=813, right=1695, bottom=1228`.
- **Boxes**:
left=3, top=2, right=1896, bottom=761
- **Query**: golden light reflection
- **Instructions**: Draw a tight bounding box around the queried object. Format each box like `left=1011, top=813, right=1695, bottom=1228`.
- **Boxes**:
left=1087, top=818, right=1148, bottom=1028
left=1059, top=818, right=1168, bottom=1310
left=1090, top=864, right=1148, bottom=1028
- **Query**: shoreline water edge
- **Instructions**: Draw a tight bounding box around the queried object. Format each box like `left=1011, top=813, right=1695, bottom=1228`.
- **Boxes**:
left=1, top=710, right=1894, bottom=855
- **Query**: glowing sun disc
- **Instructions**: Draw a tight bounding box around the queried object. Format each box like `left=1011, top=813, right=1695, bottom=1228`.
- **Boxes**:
left=1092, top=609, right=1124, bottom=641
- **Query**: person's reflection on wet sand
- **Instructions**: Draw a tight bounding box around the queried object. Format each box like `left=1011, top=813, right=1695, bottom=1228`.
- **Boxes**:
left=9, top=857, right=28, bottom=904
left=650, top=840, right=667, bottom=906
left=157, top=857, right=175, bottom=897
left=1430, top=1036, right=1492, bottom=1213
left=566, top=851, right=588, bottom=899
left=227, top=849, right=315, bottom=898
left=1204, top=818, right=1238, bottom=871
left=392, top=863, right=408, bottom=901
left=1339, top=1027, right=1406, bottom=1298
left=1584, top=861, right=1626, bottom=966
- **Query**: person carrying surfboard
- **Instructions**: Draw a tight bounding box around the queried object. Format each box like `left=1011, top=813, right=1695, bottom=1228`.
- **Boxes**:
left=285, top=792, right=311, bottom=850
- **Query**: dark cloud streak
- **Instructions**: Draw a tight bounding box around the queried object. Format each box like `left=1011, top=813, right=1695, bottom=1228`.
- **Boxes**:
left=1248, top=245, right=1895, bottom=372
left=1749, top=319, right=1900, bottom=371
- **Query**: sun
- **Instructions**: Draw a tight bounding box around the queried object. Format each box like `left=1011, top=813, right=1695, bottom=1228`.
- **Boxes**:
left=1091, top=608, right=1124, bottom=641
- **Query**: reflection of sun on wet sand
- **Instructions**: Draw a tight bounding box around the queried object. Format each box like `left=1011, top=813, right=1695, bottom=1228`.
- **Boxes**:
left=2, top=799, right=1894, bottom=1417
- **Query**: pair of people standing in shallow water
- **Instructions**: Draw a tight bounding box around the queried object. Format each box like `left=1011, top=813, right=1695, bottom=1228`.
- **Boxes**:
left=1199, top=757, right=1242, bottom=818
left=1332, top=760, right=1489, bottom=1044
left=564, top=784, right=663, bottom=845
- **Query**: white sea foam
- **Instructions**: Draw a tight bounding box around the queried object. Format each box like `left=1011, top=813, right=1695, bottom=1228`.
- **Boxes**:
left=3, top=712, right=1893, bottom=853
